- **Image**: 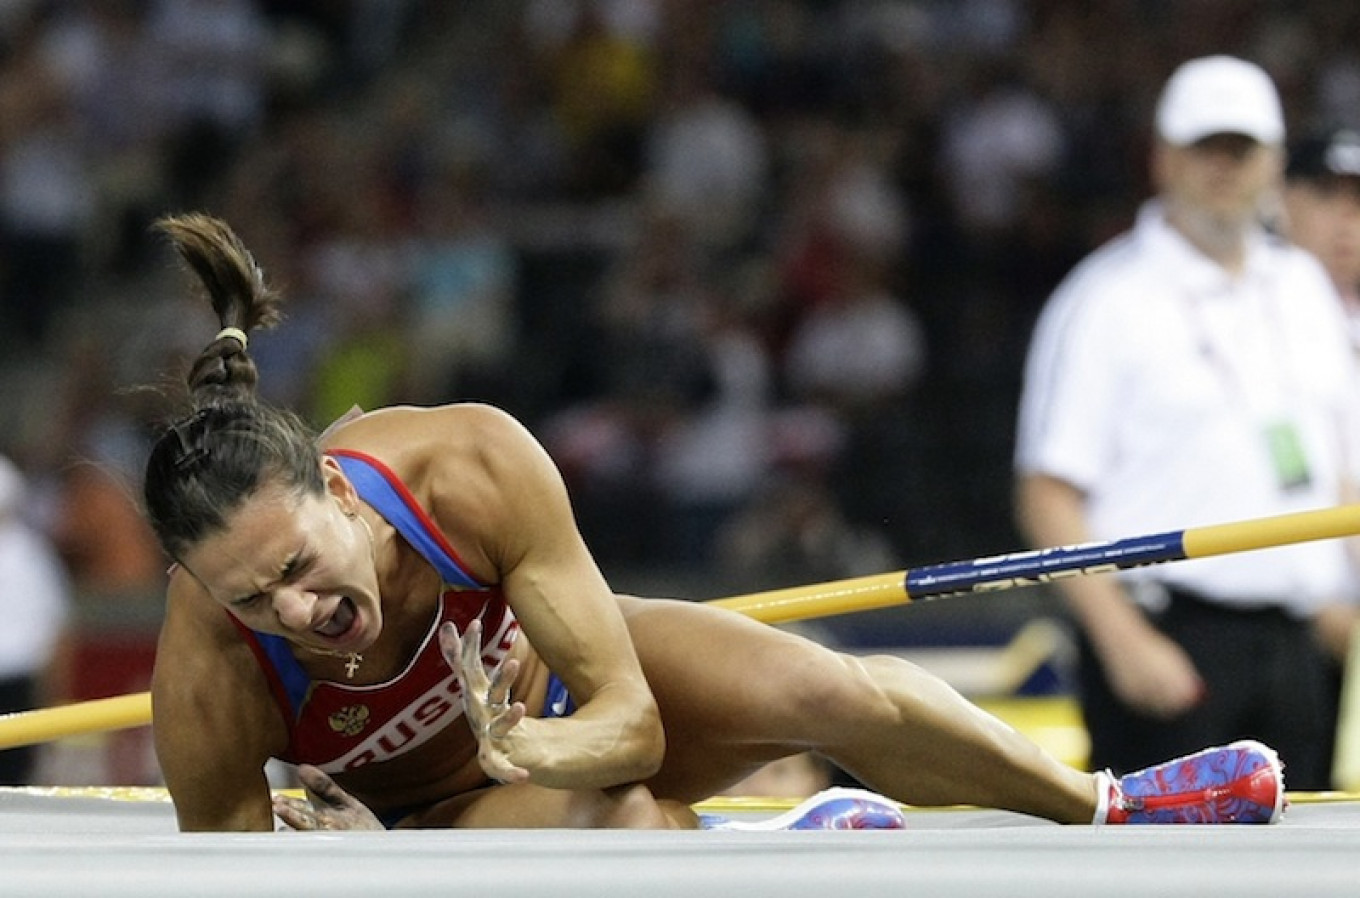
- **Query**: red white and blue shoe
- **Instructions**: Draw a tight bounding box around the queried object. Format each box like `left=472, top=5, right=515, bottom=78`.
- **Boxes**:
left=1099, top=739, right=1285, bottom=824
left=700, top=787, right=907, bottom=831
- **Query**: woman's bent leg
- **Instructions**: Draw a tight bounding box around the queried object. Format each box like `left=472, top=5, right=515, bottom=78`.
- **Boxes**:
left=621, top=597, right=1098, bottom=823
left=825, top=653, right=1097, bottom=823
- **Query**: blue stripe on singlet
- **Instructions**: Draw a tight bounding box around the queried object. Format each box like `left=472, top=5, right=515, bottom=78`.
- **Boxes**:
left=329, top=452, right=483, bottom=588
left=543, top=673, right=575, bottom=718
left=257, top=632, right=312, bottom=716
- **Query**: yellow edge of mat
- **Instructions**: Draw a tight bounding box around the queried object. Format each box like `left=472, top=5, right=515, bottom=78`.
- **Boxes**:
left=3, top=786, right=1355, bottom=811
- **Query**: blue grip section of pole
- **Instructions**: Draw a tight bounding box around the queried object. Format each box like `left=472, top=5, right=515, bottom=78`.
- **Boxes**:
left=904, top=530, right=1188, bottom=600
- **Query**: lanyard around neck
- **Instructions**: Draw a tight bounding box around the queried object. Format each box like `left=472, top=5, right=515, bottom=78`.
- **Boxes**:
left=1181, top=275, right=1294, bottom=419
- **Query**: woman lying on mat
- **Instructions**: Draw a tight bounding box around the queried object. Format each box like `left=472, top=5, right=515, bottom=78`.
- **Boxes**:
left=143, top=213, right=1284, bottom=832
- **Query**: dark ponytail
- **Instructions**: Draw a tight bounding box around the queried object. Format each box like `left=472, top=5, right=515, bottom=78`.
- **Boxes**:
left=159, top=212, right=280, bottom=402
left=143, top=214, right=323, bottom=561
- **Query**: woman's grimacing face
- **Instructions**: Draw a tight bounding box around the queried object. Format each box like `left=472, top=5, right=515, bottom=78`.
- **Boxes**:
left=179, top=462, right=383, bottom=654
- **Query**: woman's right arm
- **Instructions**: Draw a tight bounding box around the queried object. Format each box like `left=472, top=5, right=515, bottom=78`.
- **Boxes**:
left=152, top=573, right=289, bottom=831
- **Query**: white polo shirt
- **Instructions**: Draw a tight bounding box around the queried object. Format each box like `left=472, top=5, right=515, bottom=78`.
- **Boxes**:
left=0, top=458, right=69, bottom=679
left=1015, top=201, right=1360, bottom=612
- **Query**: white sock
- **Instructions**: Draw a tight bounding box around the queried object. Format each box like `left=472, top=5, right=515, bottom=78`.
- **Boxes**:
left=1092, top=770, right=1117, bottom=825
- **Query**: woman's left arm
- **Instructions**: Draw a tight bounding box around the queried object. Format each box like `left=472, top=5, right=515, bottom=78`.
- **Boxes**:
left=430, top=405, right=665, bottom=790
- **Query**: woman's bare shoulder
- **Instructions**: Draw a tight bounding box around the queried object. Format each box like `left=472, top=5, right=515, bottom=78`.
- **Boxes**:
left=321, top=403, right=527, bottom=453
left=321, top=404, right=543, bottom=560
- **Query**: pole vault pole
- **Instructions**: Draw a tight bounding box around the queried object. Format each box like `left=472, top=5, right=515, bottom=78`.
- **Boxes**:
left=3, top=502, right=1359, bottom=751
left=714, top=502, right=1360, bottom=622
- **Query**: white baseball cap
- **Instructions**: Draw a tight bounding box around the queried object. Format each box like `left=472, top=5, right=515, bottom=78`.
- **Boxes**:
left=1155, top=55, right=1285, bottom=146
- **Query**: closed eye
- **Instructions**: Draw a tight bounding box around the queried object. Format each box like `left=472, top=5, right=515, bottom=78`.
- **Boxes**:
left=230, top=550, right=315, bottom=609
left=284, top=552, right=316, bottom=581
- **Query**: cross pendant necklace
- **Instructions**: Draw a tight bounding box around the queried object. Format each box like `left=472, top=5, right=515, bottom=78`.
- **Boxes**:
left=343, top=653, right=363, bottom=679
left=304, top=647, right=365, bottom=679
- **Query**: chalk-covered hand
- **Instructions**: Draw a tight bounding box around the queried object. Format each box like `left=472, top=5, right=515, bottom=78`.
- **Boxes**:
left=441, top=618, right=530, bottom=784
left=272, top=764, right=384, bottom=831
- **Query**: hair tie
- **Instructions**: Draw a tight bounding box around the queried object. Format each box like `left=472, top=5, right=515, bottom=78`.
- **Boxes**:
left=169, top=408, right=212, bottom=472
left=215, top=327, right=248, bottom=350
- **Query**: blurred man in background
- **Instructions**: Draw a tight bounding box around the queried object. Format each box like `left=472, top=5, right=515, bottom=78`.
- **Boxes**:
left=1014, top=56, right=1360, bottom=790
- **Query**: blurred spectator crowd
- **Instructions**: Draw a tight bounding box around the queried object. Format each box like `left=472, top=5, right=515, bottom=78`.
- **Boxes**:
left=3, top=0, right=1360, bottom=630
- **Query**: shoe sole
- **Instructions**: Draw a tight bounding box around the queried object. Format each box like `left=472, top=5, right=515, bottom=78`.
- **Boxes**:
left=706, top=787, right=907, bottom=831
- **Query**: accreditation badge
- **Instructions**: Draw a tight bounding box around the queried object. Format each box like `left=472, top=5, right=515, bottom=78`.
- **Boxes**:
left=1263, top=419, right=1312, bottom=491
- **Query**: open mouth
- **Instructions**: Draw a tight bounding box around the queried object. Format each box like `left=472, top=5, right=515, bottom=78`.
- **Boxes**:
left=315, top=596, right=357, bottom=641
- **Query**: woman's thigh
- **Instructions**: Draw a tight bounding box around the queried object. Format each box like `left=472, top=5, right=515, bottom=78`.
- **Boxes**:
left=617, top=596, right=873, bottom=799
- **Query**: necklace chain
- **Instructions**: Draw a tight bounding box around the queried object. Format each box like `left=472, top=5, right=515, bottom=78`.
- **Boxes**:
left=305, top=644, right=363, bottom=678
left=357, top=513, right=375, bottom=557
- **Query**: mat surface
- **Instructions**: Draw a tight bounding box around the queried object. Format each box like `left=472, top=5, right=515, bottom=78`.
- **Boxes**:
left=1, top=790, right=1357, bottom=897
